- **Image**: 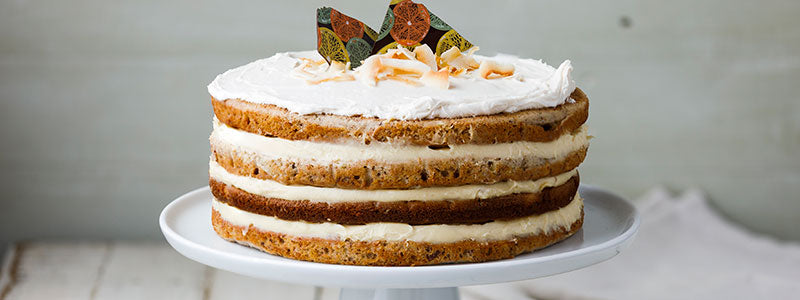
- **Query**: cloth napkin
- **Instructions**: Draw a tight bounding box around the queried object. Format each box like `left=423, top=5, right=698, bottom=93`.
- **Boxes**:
left=462, top=187, right=800, bottom=300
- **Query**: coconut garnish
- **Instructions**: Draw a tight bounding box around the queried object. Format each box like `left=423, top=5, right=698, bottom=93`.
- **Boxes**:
left=386, top=46, right=416, bottom=60
left=292, top=58, right=356, bottom=84
left=295, top=44, right=516, bottom=89
left=420, top=68, right=450, bottom=89
left=477, top=60, right=515, bottom=79
left=379, top=58, right=431, bottom=75
left=439, top=46, right=479, bottom=71
left=413, top=45, right=437, bottom=71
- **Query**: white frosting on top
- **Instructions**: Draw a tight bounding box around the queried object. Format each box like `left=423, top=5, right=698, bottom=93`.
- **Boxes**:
left=207, top=51, right=576, bottom=120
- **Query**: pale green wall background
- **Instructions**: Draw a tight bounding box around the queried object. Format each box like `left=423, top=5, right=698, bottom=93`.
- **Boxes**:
left=1, top=0, right=798, bottom=252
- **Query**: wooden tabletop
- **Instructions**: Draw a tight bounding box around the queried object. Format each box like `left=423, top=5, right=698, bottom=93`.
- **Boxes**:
left=0, top=242, right=505, bottom=300
left=0, top=242, right=344, bottom=300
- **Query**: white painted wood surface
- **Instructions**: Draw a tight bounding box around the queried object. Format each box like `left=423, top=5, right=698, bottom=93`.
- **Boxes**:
left=0, top=242, right=341, bottom=300
left=0, top=243, right=109, bottom=300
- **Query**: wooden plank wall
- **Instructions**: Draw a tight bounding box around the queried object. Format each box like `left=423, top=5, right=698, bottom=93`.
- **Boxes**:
left=0, top=0, right=798, bottom=249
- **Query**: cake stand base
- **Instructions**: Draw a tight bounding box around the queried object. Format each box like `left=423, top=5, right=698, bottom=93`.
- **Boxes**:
left=339, top=287, right=458, bottom=300
left=160, top=185, right=639, bottom=300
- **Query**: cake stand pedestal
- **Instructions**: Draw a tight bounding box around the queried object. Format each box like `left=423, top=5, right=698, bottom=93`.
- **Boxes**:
left=160, top=185, right=639, bottom=300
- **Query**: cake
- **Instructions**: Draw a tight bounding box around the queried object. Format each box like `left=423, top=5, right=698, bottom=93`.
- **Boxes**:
left=206, top=2, right=588, bottom=266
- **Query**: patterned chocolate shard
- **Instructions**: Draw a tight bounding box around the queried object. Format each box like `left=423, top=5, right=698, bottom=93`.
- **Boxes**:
left=316, top=7, right=377, bottom=68
left=372, top=0, right=472, bottom=56
left=316, top=1, right=472, bottom=68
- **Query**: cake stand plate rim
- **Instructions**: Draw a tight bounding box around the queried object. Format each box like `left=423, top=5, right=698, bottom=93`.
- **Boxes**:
left=159, top=184, right=640, bottom=289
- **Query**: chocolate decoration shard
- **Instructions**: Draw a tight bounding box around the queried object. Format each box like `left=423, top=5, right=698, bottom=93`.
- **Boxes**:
left=316, top=7, right=377, bottom=68
left=316, top=1, right=472, bottom=68
left=372, top=0, right=472, bottom=55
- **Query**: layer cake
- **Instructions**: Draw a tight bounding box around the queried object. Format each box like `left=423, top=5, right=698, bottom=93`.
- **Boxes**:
left=207, top=50, right=589, bottom=266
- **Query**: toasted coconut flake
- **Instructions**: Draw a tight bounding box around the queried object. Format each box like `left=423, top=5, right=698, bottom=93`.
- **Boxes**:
left=353, top=56, right=382, bottom=86
left=297, top=42, right=515, bottom=87
left=291, top=60, right=317, bottom=80
left=466, top=46, right=480, bottom=56
left=295, top=58, right=359, bottom=85
left=298, top=57, right=327, bottom=66
left=477, top=59, right=515, bottom=79
left=449, top=66, right=467, bottom=77
left=292, top=68, right=315, bottom=78
left=420, top=69, right=450, bottom=89
left=380, top=58, right=431, bottom=75
left=386, top=74, right=422, bottom=86
left=440, top=47, right=460, bottom=63
left=440, top=46, right=479, bottom=70
left=307, top=73, right=355, bottom=85
left=413, top=44, right=437, bottom=71
left=455, top=56, right=479, bottom=69
left=334, top=73, right=355, bottom=81
left=385, top=45, right=416, bottom=60
left=328, top=60, right=348, bottom=73
left=439, top=65, right=466, bottom=77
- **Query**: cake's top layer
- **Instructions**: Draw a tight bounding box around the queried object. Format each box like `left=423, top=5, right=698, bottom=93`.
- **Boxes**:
left=207, top=51, right=575, bottom=120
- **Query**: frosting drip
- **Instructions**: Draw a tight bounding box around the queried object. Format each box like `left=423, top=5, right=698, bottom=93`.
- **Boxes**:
left=207, top=51, right=576, bottom=120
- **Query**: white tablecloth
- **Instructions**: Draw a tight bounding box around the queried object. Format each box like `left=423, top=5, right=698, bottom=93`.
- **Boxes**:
left=462, top=187, right=800, bottom=300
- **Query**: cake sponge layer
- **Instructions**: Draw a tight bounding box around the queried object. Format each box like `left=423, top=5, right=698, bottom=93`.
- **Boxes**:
left=212, top=209, right=583, bottom=266
left=211, top=89, right=588, bottom=146
left=209, top=174, right=578, bottom=225
left=212, top=145, right=586, bottom=190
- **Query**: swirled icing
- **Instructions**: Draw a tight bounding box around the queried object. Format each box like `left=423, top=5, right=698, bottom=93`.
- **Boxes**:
left=207, top=51, right=575, bottom=120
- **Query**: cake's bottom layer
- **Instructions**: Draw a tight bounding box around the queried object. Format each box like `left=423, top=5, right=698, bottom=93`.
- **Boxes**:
left=211, top=210, right=584, bottom=266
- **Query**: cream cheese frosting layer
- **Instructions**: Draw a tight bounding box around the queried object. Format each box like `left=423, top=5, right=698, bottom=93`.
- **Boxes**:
left=212, top=194, right=582, bottom=243
left=207, top=51, right=576, bottom=120
left=211, top=118, right=589, bottom=164
left=209, top=159, right=577, bottom=203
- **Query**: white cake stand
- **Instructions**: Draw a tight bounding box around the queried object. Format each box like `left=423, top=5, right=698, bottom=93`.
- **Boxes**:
left=160, top=185, right=639, bottom=300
